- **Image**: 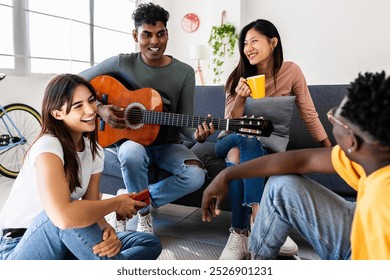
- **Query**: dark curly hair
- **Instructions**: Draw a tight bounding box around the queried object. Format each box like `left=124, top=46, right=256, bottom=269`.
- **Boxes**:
left=132, top=2, right=169, bottom=30
left=341, top=71, right=390, bottom=146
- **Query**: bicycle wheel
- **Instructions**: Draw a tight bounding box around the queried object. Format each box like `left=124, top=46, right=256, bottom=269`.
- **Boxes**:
left=0, top=103, right=42, bottom=178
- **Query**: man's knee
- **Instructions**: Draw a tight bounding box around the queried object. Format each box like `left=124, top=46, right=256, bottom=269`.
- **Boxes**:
left=183, top=160, right=206, bottom=191
left=266, top=175, right=306, bottom=200
left=118, top=141, right=146, bottom=162
left=184, top=159, right=204, bottom=169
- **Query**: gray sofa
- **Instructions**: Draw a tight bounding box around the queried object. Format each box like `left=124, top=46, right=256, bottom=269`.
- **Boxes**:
left=99, top=85, right=357, bottom=211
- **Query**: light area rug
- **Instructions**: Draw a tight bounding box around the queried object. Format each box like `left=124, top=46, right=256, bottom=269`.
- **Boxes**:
left=157, top=236, right=223, bottom=260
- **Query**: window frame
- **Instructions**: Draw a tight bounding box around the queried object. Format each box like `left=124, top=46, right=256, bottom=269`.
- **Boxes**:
left=0, top=0, right=138, bottom=77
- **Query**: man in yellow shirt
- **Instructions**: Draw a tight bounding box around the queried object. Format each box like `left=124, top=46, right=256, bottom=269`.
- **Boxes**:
left=201, top=71, right=390, bottom=260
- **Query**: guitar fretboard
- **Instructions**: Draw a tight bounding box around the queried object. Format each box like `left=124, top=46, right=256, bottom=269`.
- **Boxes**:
left=125, top=108, right=273, bottom=136
left=128, top=109, right=232, bottom=130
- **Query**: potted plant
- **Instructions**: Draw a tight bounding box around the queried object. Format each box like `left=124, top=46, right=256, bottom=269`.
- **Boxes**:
left=208, top=22, right=238, bottom=84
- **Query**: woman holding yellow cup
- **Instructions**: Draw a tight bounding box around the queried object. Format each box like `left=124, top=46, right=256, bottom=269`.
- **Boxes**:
left=213, top=19, right=331, bottom=260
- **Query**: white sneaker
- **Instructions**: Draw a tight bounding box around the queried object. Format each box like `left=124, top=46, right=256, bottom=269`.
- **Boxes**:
left=105, top=209, right=128, bottom=232
left=249, top=214, right=298, bottom=257
left=105, top=211, right=117, bottom=228
left=136, top=213, right=153, bottom=234
left=278, top=236, right=299, bottom=256
left=219, top=228, right=249, bottom=260
left=115, top=188, right=128, bottom=232
left=116, top=188, right=128, bottom=195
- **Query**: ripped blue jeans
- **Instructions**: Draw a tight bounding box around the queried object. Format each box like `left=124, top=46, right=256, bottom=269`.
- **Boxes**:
left=1, top=211, right=162, bottom=260
left=215, top=132, right=266, bottom=230
left=104, top=141, right=206, bottom=214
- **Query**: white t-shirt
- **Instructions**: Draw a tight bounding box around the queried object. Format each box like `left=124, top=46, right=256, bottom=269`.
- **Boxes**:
left=0, top=134, right=104, bottom=228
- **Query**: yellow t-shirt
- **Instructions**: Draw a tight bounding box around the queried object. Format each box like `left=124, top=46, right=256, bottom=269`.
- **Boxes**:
left=331, top=145, right=390, bottom=259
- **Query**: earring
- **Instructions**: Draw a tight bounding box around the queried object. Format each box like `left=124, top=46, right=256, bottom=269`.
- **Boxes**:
left=347, top=148, right=352, bottom=154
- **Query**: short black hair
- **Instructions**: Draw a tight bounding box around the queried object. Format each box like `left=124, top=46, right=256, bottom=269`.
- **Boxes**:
left=132, top=2, right=169, bottom=30
left=341, top=71, right=390, bottom=146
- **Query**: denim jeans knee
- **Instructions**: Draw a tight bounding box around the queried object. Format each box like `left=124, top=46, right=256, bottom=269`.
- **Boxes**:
left=181, top=163, right=206, bottom=193
left=250, top=175, right=354, bottom=260
left=146, top=144, right=206, bottom=208
left=117, top=140, right=150, bottom=193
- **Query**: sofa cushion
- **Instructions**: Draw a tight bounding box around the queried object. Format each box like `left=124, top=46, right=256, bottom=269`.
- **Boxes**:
left=193, top=86, right=226, bottom=142
left=287, top=85, right=348, bottom=150
left=286, top=84, right=356, bottom=199
left=244, top=96, right=296, bottom=153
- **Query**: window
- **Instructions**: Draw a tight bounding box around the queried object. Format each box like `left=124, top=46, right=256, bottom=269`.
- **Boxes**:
left=0, top=0, right=137, bottom=75
left=0, top=1, right=14, bottom=69
left=93, top=0, right=135, bottom=63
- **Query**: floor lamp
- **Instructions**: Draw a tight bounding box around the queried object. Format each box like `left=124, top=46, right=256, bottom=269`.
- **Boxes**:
left=189, top=45, right=208, bottom=85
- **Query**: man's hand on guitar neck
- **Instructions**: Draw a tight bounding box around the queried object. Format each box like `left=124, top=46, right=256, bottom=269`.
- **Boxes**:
left=97, top=104, right=127, bottom=129
left=194, top=114, right=215, bottom=143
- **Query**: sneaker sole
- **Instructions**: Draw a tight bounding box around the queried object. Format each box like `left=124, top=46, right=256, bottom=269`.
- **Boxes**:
left=278, top=246, right=299, bottom=257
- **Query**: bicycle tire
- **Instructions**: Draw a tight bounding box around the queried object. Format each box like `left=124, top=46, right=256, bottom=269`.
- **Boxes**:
left=0, top=103, right=42, bottom=178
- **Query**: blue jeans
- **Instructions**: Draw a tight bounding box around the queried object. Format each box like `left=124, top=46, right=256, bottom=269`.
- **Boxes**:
left=0, top=211, right=162, bottom=260
left=105, top=141, right=206, bottom=214
left=215, top=132, right=266, bottom=230
left=249, top=175, right=355, bottom=260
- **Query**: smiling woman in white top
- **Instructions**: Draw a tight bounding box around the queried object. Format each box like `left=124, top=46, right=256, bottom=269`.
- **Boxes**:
left=0, top=74, right=161, bottom=260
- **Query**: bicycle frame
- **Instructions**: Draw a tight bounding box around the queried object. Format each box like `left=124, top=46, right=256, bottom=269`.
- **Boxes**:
left=0, top=104, right=26, bottom=154
left=0, top=73, right=43, bottom=178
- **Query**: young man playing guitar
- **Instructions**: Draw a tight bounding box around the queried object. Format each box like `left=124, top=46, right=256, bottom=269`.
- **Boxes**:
left=80, top=3, right=215, bottom=234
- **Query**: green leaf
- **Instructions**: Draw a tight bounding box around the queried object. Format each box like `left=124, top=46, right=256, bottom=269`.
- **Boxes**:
left=208, top=22, right=238, bottom=84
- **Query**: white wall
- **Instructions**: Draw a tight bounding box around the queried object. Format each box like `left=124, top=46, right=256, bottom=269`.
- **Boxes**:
left=2, top=0, right=390, bottom=111
left=157, top=0, right=240, bottom=85
left=0, top=75, right=52, bottom=114
left=159, top=0, right=390, bottom=85
left=243, top=0, right=390, bottom=85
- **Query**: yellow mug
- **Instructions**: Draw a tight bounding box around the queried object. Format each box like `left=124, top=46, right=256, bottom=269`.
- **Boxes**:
left=247, top=74, right=265, bottom=99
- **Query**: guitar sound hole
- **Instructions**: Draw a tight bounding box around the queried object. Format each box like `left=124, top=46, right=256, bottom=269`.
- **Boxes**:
left=126, top=108, right=142, bottom=125
left=124, top=102, right=147, bottom=130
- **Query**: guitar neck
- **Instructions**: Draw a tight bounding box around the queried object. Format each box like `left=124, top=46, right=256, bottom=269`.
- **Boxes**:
left=130, top=109, right=236, bottom=130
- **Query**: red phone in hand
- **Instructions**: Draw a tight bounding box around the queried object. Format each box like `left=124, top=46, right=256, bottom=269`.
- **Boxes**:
left=131, top=189, right=150, bottom=210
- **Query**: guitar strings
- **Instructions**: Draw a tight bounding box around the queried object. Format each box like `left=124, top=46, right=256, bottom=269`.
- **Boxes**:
left=100, top=109, right=270, bottom=136
left=107, top=109, right=229, bottom=129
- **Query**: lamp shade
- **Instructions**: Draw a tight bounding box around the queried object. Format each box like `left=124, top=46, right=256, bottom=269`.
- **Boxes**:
left=189, top=45, right=209, bottom=60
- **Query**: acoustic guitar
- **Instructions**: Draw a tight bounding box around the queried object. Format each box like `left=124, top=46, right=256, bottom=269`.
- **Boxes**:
left=90, top=75, right=273, bottom=147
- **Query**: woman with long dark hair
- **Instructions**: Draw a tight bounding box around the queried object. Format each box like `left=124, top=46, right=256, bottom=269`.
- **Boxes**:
left=215, top=19, right=331, bottom=259
left=0, top=74, right=161, bottom=259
